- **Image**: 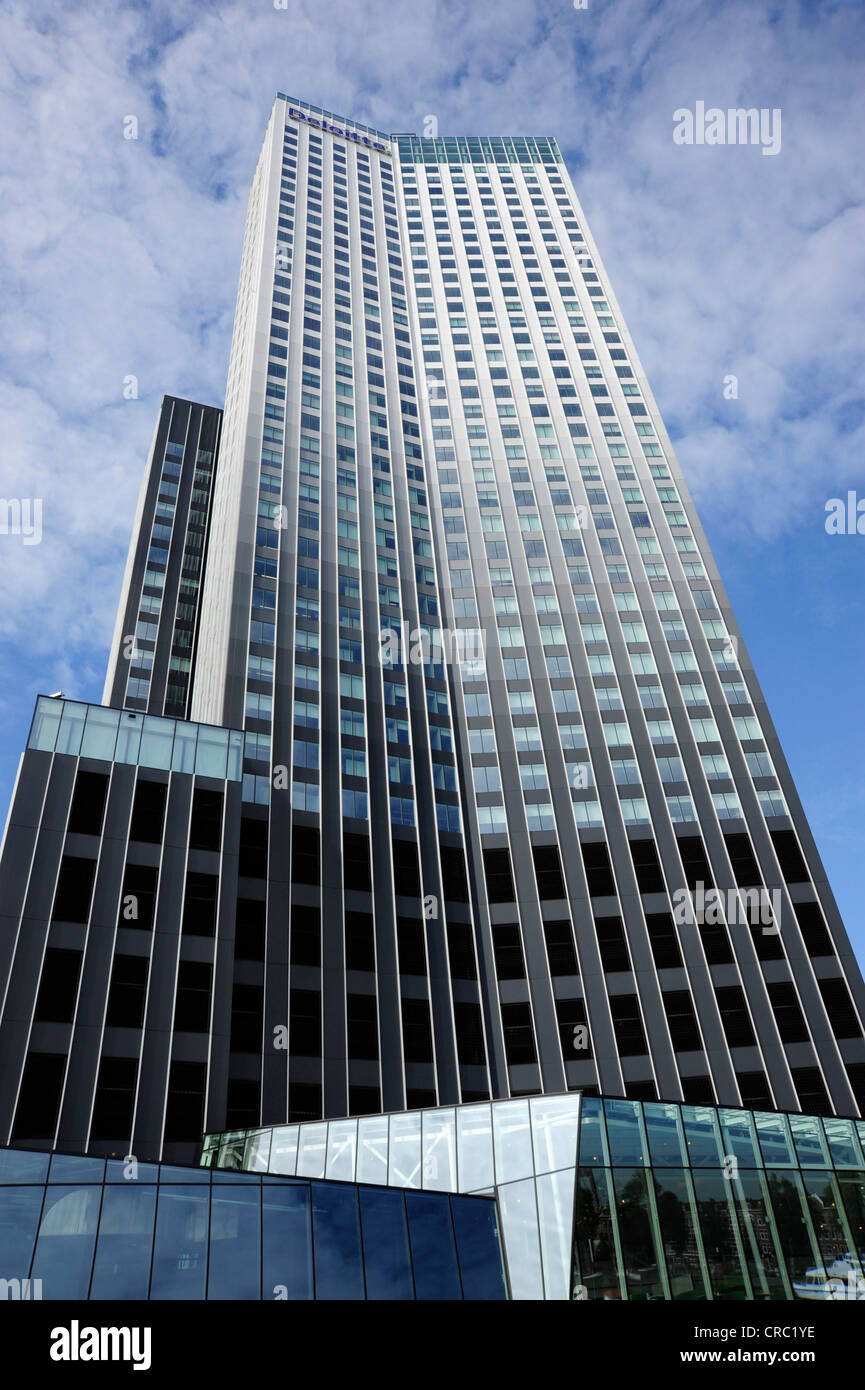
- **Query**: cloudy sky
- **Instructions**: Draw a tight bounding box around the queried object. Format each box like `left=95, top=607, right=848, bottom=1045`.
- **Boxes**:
left=0, top=0, right=863, bottom=952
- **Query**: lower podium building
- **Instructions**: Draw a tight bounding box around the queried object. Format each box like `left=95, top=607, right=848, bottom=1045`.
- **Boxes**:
left=1, top=1093, right=865, bottom=1299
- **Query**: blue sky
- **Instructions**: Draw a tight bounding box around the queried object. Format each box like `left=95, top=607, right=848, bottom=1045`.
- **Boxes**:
left=0, top=0, right=862, bottom=956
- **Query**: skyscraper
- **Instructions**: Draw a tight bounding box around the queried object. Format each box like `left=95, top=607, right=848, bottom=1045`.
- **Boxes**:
left=1, top=95, right=864, bottom=1301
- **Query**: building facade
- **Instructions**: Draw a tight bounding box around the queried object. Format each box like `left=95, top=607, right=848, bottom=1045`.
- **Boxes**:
left=0, top=95, right=864, bottom=1299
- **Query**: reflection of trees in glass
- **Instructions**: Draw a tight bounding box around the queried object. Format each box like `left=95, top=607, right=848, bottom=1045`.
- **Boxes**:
left=575, top=1171, right=615, bottom=1275
left=766, top=1173, right=812, bottom=1275
left=656, top=1183, right=688, bottom=1256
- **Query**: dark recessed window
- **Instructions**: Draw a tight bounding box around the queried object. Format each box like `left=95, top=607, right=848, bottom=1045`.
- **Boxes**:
left=129, top=779, right=166, bottom=844
left=345, top=911, right=375, bottom=971
left=349, top=1086, right=381, bottom=1117
left=818, top=978, right=863, bottom=1039
left=343, top=832, right=371, bottom=892
left=182, top=872, right=218, bottom=936
left=699, top=921, right=733, bottom=965
left=645, top=912, right=682, bottom=969
left=483, top=848, right=515, bottom=903
left=544, top=920, right=578, bottom=976
left=189, top=789, right=223, bottom=852
left=533, top=844, right=565, bottom=899
left=397, top=916, right=426, bottom=975
left=90, top=1057, right=137, bottom=1141
left=715, top=986, right=756, bottom=1048
left=230, top=983, right=263, bottom=1053
left=164, top=1061, right=207, bottom=1142
left=501, top=1002, right=536, bottom=1065
left=581, top=842, right=615, bottom=897
left=289, top=989, right=321, bottom=1057
left=555, top=996, right=591, bottom=1058
left=106, top=954, right=148, bottom=1028
left=226, top=1079, right=260, bottom=1130
left=596, top=917, right=630, bottom=973
left=289, top=904, right=320, bottom=966
left=794, top=902, right=833, bottom=957
left=454, top=1001, right=486, bottom=1066
left=12, top=1053, right=66, bottom=1141
left=240, top=816, right=268, bottom=878
left=402, top=998, right=434, bottom=1063
left=175, top=960, right=212, bottom=1032
left=771, top=830, right=809, bottom=884
left=392, top=838, right=421, bottom=897
left=439, top=847, right=469, bottom=903
left=609, top=994, right=647, bottom=1056
left=68, top=770, right=109, bottom=836
left=34, top=948, right=82, bottom=1023
left=791, top=1067, right=831, bottom=1116
left=767, top=981, right=810, bottom=1043
left=446, top=921, right=477, bottom=979
left=736, top=1070, right=773, bottom=1109
left=492, top=923, right=525, bottom=981
left=677, top=835, right=713, bottom=890
left=680, top=1074, right=715, bottom=1104
left=288, top=1082, right=322, bottom=1123
left=630, top=839, right=665, bottom=894
left=347, top=993, right=378, bottom=1060
left=663, top=990, right=702, bottom=1051
left=724, top=834, right=761, bottom=888
left=235, top=898, right=266, bottom=961
left=118, top=863, right=158, bottom=931
left=52, top=855, right=96, bottom=924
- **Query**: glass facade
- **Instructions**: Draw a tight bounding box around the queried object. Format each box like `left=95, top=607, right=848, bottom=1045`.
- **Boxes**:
left=28, top=696, right=244, bottom=781
left=0, top=1147, right=505, bottom=1300
left=204, top=1093, right=865, bottom=1302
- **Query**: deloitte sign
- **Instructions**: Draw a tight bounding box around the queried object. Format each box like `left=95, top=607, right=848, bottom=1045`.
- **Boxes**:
left=286, top=106, right=390, bottom=156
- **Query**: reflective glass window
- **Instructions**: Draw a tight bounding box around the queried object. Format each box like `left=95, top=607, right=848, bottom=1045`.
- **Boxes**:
left=405, top=1190, right=462, bottom=1299
left=530, top=1094, right=580, bottom=1174
left=89, top=1185, right=156, bottom=1299
left=150, top=1187, right=209, bottom=1299
left=0, top=1186, right=44, bottom=1277
left=389, top=1112, right=422, bottom=1188
left=496, top=1177, right=543, bottom=1299
left=691, top=1170, right=749, bottom=1299
left=208, top=1185, right=261, bottom=1299
left=754, top=1112, right=795, bottom=1168
left=604, top=1099, right=647, bottom=1166
left=269, top=1126, right=299, bottom=1176
left=311, top=1181, right=364, bottom=1299
left=262, top=1183, right=313, bottom=1299
left=644, top=1102, right=687, bottom=1166
left=457, top=1104, right=494, bottom=1191
left=297, top=1123, right=328, bottom=1179
left=790, top=1115, right=831, bottom=1168
left=577, top=1096, right=610, bottom=1167
left=450, top=1195, right=507, bottom=1300
left=0, top=1150, right=49, bottom=1183
left=493, top=1099, right=533, bottom=1183
left=421, top=1108, right=456, bottom=1192
left=611, top=1167, right=665, bottom=1299
left=31, top=1185, right=101, bottom=1299
left=356, top=1115, right=389, bottom=1185
left=823, top=1118, right=864, bottom=1169
left=358, top=1186, right=413, bottom=1299
left=80, top=706, right=120, bottom=761
left=653, top=1168, right=709, bottom=1300
left=574, top=1168, right=620, bottom=1299
left=536, top=1168, right=576, bottom=1299
left=682, top=1105, right=725, bottom=1168
left=139, top=716, right=175, bottom=770
left=326, top=1119, right=358, bottom=1182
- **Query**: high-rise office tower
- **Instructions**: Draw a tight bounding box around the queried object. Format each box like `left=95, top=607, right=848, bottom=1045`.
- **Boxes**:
left=1, top=95, right=864, bottom=1301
